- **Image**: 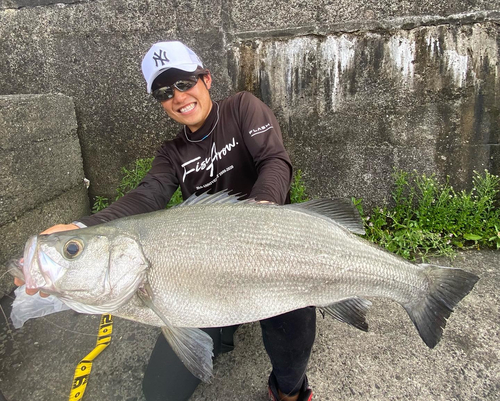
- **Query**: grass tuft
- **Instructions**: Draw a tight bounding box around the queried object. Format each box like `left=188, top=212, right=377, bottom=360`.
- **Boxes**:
left=290, top=169, right=309, bottom=204
left=91, top=157, right=183, bottom=213
left=115, top=157, right=154, bottom=199
left=354, top=169, right=500, bottom=260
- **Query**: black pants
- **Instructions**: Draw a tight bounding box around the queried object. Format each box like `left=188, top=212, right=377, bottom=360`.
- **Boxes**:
left=142, top=307, right=316, bottom=401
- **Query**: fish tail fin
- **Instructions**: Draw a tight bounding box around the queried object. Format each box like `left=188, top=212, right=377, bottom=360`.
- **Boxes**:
left=403, top=264, right=479, bottom=348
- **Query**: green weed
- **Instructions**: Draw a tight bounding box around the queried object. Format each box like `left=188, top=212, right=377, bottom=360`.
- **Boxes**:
left=355, top=169, right=500, bottom=260
left=92, top=157, right=182, bottom=213
left=167, top=187, right=184, bottom=209
left=91, top=195, right=110, bottom=214
left=290, top=169, right=309, bottom=204
left=115, top=157, right=154, bottom=198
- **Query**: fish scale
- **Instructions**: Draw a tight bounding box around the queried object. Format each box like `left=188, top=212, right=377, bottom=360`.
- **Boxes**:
left=109, top=202, right=433, bottom=327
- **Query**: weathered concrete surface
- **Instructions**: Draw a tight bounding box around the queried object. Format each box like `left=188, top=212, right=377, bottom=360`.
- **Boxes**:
left=0, top=0, right=232, bottom=201
left=232, top=22, right=500, bottom=207
left=0, top=250, right=498, bottom=400
left=0, top=1, right=498, bottom=207
left=0, top=94, right=90, bottom=298
left=228, top=1, right=500, bottom=33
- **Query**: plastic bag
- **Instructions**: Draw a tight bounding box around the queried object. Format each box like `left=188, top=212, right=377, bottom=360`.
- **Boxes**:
left=10, top=285, right=70, bottom=329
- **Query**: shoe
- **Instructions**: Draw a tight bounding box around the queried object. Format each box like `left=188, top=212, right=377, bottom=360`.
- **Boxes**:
left=268, top=372, right=313, bottom=401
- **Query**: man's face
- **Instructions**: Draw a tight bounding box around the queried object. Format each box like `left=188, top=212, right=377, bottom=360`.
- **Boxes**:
left=159, top=73, right=213, bottom=133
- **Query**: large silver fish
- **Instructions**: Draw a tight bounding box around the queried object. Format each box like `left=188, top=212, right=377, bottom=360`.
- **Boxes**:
left=10, top=192, right=479, bottom=382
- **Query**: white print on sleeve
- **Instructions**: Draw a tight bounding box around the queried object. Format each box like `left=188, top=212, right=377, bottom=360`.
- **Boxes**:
left=248, top=123, right=273, bottom=137
left=181, top=137, right=239, bottom=182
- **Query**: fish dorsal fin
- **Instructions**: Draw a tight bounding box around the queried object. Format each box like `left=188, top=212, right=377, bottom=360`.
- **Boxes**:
left=175, top=190, right=254, bottom=207
left=137, top=283, right=214, bottom=382
left=320, top=297, right=372, bottom=331
left=285, top=199, right=366, bottom=235
left=177, top=191, right=365, bottom=235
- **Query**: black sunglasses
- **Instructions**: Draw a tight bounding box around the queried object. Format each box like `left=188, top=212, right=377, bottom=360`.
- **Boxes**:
left=152, top=76, right=199, bottom=102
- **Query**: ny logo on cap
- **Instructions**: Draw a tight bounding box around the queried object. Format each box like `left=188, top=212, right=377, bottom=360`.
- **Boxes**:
left=153, top=50, right=169, bottom=67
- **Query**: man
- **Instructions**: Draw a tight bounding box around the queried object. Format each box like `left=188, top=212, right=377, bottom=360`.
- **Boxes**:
left=15, top=41, right=316, bottom=401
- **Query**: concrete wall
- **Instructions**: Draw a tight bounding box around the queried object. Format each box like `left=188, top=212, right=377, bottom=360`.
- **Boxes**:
left=233, top=22, right=500, bottom=203
left=0, top=1, right=499, bottom=207
left=0, top=94, right=90, bottom=296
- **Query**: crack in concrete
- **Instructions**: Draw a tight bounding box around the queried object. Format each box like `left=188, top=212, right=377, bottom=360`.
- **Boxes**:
left=0, top=182, right=86, bottom=228
left=0, top=134, right=79, bottom=151
left=233, top=10, right=500, bottom=40
left=0, top=0, right=90, bottom=11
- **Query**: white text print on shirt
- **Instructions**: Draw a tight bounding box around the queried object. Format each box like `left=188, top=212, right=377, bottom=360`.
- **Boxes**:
left=248, top=123, right=273, bottom=137
left=181, top=137, right=239, bottom=182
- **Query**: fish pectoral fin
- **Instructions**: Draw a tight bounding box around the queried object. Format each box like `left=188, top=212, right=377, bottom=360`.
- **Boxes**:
left=160, top=326, right=214, bottom=383
left=320, top=297, right=372, bottom=332
left=137, top=283, right=214, bottom=382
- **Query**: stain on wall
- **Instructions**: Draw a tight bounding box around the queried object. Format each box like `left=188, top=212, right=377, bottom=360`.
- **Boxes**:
left=231, top=23, right=499, bottom=205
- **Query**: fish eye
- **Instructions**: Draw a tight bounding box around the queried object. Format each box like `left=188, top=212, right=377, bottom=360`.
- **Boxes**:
left=63, top=239, right=84, bottom=259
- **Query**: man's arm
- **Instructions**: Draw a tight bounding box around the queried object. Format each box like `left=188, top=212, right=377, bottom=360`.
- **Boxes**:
left=237, top=92, right=292, bottom=205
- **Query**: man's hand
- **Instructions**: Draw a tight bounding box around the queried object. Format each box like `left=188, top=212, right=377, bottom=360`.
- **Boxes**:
left=14, top=223, right=80, bottom=297
left=40, top=223, right=80, bottom=235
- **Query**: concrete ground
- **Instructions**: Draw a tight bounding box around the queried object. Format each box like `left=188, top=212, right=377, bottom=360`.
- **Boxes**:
left=0, top=250, right=498, bottom=401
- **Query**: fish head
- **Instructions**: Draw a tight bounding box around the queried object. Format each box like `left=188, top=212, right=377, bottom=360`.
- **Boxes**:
left=22, top=227, right=149, bottom=311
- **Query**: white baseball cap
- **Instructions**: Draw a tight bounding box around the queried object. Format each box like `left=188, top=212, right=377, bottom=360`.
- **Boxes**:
left=141, top=41, right=204, bottom=93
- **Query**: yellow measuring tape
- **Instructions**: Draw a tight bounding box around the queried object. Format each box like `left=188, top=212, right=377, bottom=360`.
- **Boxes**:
left=68, top=314, right=113, bottom=400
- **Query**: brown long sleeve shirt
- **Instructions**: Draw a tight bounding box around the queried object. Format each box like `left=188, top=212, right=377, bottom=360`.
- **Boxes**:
left=79, top=91, right=292, bottom=227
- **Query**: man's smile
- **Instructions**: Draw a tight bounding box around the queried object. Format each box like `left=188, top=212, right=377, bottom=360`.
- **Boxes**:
left=179, top=103, right=196, bottom=114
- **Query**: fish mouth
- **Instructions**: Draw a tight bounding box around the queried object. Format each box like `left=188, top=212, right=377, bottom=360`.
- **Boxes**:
left=22, top=235, right=41, bottom=289
left=21, top=235, right=64, bottom=294
left=7, top=258, right=25, bottom=281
